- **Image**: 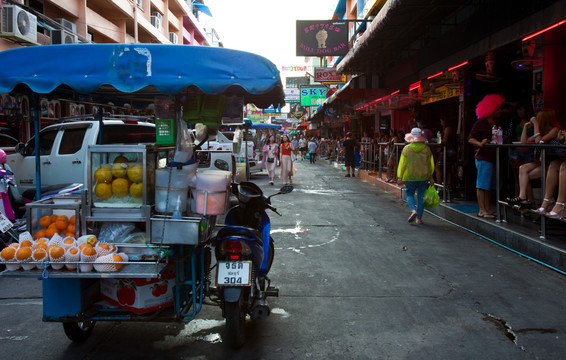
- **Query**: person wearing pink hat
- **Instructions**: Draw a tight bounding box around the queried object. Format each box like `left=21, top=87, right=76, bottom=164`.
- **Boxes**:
left=397, top=128, right=435, bottom=224
left=468, top=94, right=505, bottom=219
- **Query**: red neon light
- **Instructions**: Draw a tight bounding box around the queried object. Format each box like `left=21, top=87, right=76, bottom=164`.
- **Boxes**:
left=409, top=81, right=421, bottom=91
left=448, top=61, right=468, bottom=71
left=523, top=19, right=566, bottom=41
left=390, top=90, right=400, bottom=96
left=427, top=71, right=444, bottom=80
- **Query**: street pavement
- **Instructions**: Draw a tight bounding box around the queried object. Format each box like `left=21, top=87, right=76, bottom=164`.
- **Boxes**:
left=1, top=157, right=565, bottom=359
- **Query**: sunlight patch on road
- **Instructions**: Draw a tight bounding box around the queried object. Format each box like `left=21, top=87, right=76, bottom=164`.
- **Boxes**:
left=271, top=307, right=290, bottom=318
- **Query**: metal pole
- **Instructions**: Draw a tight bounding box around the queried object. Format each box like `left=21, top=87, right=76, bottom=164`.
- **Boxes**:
left=32, top=93, right=41, bottom=201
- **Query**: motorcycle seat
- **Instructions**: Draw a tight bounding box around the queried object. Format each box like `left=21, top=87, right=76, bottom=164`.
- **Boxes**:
left=217, top=226, right=263, bottom=245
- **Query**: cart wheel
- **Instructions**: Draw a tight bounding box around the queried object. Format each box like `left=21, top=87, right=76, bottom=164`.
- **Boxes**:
left=63, top=320, right=95, bottom=342
left=224, top=294, right=245, bottom=349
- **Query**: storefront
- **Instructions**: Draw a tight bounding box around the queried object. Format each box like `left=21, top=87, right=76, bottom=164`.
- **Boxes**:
left=327, top=0, right=566, bottom=200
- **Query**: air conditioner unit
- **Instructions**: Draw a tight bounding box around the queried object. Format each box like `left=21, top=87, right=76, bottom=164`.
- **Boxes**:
left=0, top=5, right=38, bottom=45
left=151, top=12, right=162, bottom=30
left=51, top=29, right=78, bottom=44
left=54, top=18, right=77, bottom=34
left=169, top=32, right=178, bottom=44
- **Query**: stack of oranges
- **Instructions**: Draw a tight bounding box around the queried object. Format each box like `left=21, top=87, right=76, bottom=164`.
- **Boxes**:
left=34, top=214, right=76, bottom=240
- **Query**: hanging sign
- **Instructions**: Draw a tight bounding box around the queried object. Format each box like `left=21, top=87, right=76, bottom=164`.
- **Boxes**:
left=299, top=85, right=327, bottom=106
left=296, top=20, right=348, bottom=57
left=314, top=67, right=346, bottom=83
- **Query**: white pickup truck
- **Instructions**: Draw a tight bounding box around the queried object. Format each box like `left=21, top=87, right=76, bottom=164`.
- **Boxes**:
left=6, top=118, right=157, bottom=205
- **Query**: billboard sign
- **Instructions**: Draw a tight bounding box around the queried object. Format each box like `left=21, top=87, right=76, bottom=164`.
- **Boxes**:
left=314, top=67, right=346, bottom=83
left=284, top=88, right=300, bottom=103
left=296, top=20, right=348, bottom=57
left=300, top=85, right=327, bottom=107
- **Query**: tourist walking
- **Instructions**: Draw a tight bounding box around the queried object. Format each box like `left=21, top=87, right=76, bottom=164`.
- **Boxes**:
left=298, top=134, right=307, bottom=160
left=308, top=137, right=318, bottom=164
left=397, top=128, right=435, bottom=225
left=280, top=134, right=295, bottom=185
left=342, top=133, right=357, bottom=177
left=262, top=135, right=279, bottom=185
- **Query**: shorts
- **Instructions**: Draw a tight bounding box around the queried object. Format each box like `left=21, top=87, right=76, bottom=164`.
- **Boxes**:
left=300, top=147, right=308, bottom=152
left=509, top=148, right=534, bottom=162
left=475, top=159, right=496, bottom=190
left=345, top=154, right=355, bottom=167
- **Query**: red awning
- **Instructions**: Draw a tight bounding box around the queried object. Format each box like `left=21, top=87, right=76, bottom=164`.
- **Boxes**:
left=297, top=122, right=309, bottom=129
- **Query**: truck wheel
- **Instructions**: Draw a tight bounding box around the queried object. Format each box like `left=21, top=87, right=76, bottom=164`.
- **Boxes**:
left=225, top=294, right=245, bottom=348
left=63, top=320, right=95, bottom=342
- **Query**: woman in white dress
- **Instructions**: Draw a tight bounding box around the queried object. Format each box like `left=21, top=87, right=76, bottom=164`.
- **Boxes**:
left=262, top=135, right=279, bottom=185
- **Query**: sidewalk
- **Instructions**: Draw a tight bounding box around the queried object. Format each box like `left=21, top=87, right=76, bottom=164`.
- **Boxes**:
left=328, top=159, right=566, bottom=275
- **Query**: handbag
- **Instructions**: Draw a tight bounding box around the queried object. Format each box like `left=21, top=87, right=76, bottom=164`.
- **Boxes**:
left=423, top=185, right=440, bottom=208
left=267, top=157, right=274, bottom=163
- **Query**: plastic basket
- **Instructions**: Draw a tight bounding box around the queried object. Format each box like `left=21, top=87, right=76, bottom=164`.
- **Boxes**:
left=155, top=118, right=175, bottom=145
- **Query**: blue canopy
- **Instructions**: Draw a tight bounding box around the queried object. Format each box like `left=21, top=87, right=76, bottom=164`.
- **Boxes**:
left=251, top=123, right=281, bottom=129
left=0, top=44, right=284, bottom=108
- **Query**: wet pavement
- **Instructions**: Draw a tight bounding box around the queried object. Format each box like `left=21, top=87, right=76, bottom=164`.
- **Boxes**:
left=1, top=158, right=566, bottom=359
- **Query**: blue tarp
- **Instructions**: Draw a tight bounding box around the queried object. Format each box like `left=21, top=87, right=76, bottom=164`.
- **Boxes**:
left=0, top=44, right=284, bottom=108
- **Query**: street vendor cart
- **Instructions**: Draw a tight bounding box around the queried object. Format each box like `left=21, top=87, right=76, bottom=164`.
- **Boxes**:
left=0, top=44, right=284, bottom=345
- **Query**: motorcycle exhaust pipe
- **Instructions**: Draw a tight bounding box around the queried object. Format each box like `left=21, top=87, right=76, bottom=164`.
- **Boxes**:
left=251, top=299, right=270, bottom=319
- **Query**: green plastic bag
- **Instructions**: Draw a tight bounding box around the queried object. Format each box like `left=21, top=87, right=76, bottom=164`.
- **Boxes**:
left=423, top=185, right=440, bottom=208
left=306, top=153, right=310, bottom=159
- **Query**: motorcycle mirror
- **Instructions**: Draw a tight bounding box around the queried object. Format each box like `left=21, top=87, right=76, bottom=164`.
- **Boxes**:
left=279, top=185, right=294, bottom=194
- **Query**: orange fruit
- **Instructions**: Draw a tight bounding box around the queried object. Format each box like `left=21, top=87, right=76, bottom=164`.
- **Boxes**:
left=98, top=243, right=116, bottom=252
left=81, top=246, right=97, bottom=257
left=94, top=165, right=113, bottom=184
left=66, top=223, right=76, bottom=235
left=16, top=246, right=32, bottom=261
left=67, top=247, right=79, bottom=255
left=112, top=162, right=128, bottom=178
left=33, top=248, right=47, bottom=261
left=9, top=243, right=19, bottom=249
left=94, top=183, right=112, bottom=199
left=49, top=246, right=65, bottom=260
left=112, top=254, right=124, bottom=270
left=36, top=238, right=49, bottom=246
left=1, top=247, right=16, bottom=261
left=39, top=215, right=52, bottom=228
left=55, top=215, right=69, bottom=231
left=35, top=243, right=48, bottom=251
left=78, top=243, right=92, bottom=251
left=19, top=239, right=34, bottom=248
left=50, top=214, right=58, bottom=222
left=65, top=232, right=75, bottom=238
left=112, top=178, right=130, bottom=197
left=69, top=215, right=76, bottom=225
left=129, top=182, right=143, bottom=198
left=34, top=229, right=47, bottom=239
left=46, top=224, right=58, bottom=238
left=63, top=237, right=75, bottom=246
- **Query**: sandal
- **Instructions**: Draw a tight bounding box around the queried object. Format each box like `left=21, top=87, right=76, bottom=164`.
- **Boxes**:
left=546, top=202, right=566, bottom=219
left=408, top=211, right=417, bottom=223
left=506, top=196, right=528, bottom=205
left=535, top=198, right=555, bottom=214
left=478, top=213, right=496, bottom=219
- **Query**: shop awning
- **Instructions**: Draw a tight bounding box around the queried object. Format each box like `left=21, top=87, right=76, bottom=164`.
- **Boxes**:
left=297, top=122, right=309, bottom=129
left=192, top=1, right=212, bottom=17
left=0, top=44, right=285, bottom=109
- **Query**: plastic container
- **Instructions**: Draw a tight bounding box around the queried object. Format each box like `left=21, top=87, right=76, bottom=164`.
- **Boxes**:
left=155, top=164, right=197, bottom=213
left=194, top=170, right=231, bottom=215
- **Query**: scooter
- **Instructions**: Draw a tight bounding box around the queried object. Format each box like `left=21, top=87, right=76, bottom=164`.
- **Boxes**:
left=213, top=181, right=293, bottom=348
left=0, top=150, right=18, bottom=269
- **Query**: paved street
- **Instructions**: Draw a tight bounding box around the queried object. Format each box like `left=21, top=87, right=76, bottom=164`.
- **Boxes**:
left=1, top=159, right=566, bottom=359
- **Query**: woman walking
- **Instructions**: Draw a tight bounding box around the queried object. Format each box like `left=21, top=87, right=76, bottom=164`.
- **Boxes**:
left=262, top=135, right=279, bottom=185
left=280, top=134, right=295, bottom=185
left=397, top=128, right=435, bottom=225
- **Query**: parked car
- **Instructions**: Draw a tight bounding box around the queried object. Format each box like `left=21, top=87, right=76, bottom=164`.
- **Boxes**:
left=0, top=132, right=19, bottom=155
left=6, top=117, right=156, bottom=204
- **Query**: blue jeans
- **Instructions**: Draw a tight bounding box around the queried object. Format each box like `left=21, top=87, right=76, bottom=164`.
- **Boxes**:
left=405, top=180, right=429, bottom=219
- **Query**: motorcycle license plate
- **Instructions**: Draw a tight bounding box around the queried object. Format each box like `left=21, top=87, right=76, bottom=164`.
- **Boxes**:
left=216, top=261, right=252, bottom=286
